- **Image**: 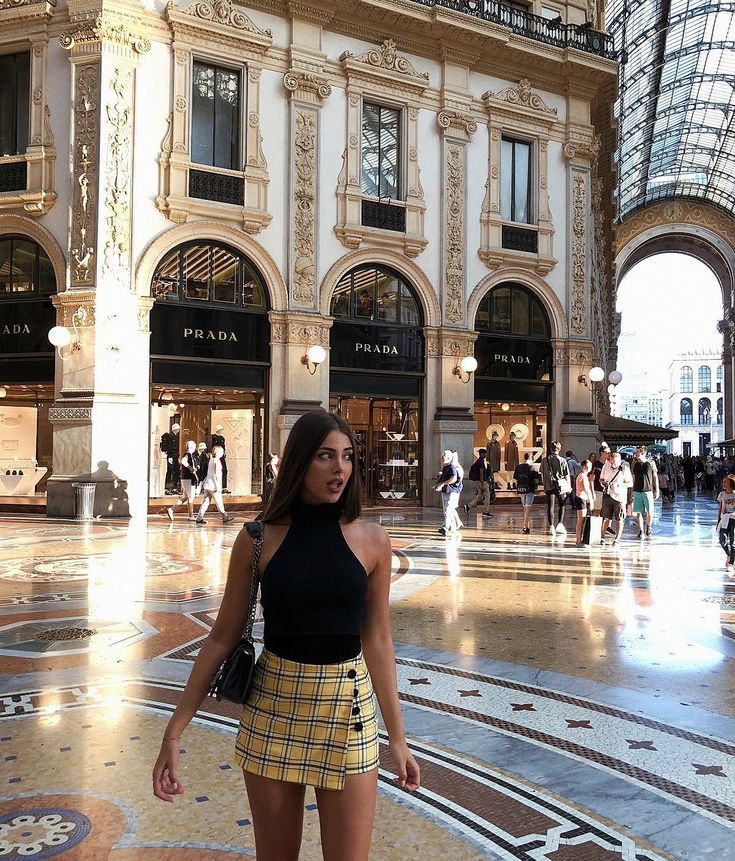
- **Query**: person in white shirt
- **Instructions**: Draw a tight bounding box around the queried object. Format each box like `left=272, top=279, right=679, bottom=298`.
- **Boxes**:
left=196, top=446, right=234, bottom=525
left=599, top=450, right=633, bottom=544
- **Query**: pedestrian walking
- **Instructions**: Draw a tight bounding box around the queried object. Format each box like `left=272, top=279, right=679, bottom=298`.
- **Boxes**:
left=196, top=445, right=234, bottom=524
left=513, top=452, right=538, bottom=534
left=632, top=446, right=659, bottom=539
left=152, top=410, right=420, bottom=860
left=716, top=475, right=735, bottom=570
left=574, top=459, right=593, bottom=546
left=600, top=450, right=633, bottom=544
left=434, top=450, right=463, bottom=535
left=464, top=448, right=492, bottom=520
left=163, top=440, right=202, bottom=522
left=263, top=452, right=279, bottom=506
left=541, top=440, right=572, bottom=535
left=591, top=445, right=610, bottom=515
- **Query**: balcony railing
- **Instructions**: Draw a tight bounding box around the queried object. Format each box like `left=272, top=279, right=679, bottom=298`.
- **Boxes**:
left=409, top=0, right=616, bottom=60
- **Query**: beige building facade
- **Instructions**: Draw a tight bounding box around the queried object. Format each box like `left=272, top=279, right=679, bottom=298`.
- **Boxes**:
left=0, top=0, right=618, bottom=516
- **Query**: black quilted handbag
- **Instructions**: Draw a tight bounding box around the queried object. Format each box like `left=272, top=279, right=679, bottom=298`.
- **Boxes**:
left=209, top=521, right=263, bottom=704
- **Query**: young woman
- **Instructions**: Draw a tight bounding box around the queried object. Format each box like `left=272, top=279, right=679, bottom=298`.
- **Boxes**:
left=263, top=452, right=279, bottom=505
left=153, top=411, right=420, bottom=860
left=574, top=459, right=593, bottom=546
left=196, top=445, right=234, bottom=524
left=163, top=440, right=201, bottom=522
left=716, top=475, right=735, bottom=570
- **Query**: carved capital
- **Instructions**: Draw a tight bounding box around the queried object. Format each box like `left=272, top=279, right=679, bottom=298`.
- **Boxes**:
left=283, top=70, right=332, bottom=103
left=61, top=12, right=151, bottom=54
left=437, top=110, right=477, bottom=139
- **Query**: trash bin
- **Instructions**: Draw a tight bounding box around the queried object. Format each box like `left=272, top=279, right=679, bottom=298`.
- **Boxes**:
left=71, top=482, right=96, bottom=520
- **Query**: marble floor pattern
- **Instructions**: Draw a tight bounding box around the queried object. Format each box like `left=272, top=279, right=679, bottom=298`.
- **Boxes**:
left=0, top=495, right=733, bottom=860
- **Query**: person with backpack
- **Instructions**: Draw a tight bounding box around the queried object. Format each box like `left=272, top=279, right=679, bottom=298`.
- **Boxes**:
left=513, top=452, right=538, bottom=534
left=464, top=448, right=492, bottom=521
left=541, top=440, right=572, bottom=535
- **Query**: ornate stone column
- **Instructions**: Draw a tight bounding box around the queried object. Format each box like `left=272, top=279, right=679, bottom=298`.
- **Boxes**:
left=425, top=328, right=477, bottom=506
left=47, top=0, right=153, bottom=519
left=269, top=311, right=332, bottom=449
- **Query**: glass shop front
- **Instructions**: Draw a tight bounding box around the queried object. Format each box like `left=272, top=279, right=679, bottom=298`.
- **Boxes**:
left=329, top=264, right=424, bottom=505
left=148, top=241, right=269, bottom=500
left=473, top=282, right=553, bottom=494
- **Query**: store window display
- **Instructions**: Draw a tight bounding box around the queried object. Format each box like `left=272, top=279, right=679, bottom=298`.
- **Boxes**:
left=474, top=404, right=547, bottom=492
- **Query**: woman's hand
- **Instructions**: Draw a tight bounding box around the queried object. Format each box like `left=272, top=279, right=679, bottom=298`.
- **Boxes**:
left=389, top=739, right=420, bottom=792
left=152, top=737, right=185, bottom=802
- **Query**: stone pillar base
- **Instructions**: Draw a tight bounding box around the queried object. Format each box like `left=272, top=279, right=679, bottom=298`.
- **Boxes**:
left=46, top=476, right=131, bottom=519
left=559, top=411, right=600, bottom=460
left=429, top=408, right=477, bottom=508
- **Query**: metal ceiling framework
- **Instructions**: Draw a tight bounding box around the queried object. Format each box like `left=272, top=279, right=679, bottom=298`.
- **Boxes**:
left=606, top=0, right=735, bottom=220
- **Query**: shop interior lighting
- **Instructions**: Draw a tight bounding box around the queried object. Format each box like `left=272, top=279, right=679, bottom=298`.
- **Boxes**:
left=47, top=307, right=87, bottom=361
left=0, top=387, right=5, bottom=398
left=301, top=345, right=326, bottom=375
left=501, top=403, right=510, bottom=412
left=452, top=355, right=478, bottom=384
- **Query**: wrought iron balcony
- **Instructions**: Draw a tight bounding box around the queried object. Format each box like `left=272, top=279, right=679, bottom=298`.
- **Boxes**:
left=502, top=224, right=538, bottom=253
left=409, top=0, right=616, bottom=60
left=0, top=159, right=27, bottom=193
left=362, top=199, right=407, bottom=232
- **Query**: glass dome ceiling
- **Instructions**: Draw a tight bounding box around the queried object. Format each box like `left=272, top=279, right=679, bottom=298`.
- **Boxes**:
left=606, top=0, right=735, bottom=220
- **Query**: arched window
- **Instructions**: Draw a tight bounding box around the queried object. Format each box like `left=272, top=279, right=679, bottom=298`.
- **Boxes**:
left=151, top=242, right=267, bottom=310
left=717, top=364, right=723, bottom=392
left=680, top=366, right=693, bottom=393
left=0, top=236, right=56, bottom=297
left=698, top=366, right=711, bottom=392
left=330, top=265, right=422, bottom=327
left=698, top=397, right=711, bottom=425
left=680, top=398, right=693, bottom=425
left=475, top=283, right=550, bottom=338
left=717, top=397, right=723, bottom=424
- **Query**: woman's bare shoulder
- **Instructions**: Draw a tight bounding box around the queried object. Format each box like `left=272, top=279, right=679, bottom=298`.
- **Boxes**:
left=345, top=518, right=390, bottom=545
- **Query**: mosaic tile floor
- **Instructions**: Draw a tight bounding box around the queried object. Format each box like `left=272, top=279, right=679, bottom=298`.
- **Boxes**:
left=0, top=495, right=733, bottom=860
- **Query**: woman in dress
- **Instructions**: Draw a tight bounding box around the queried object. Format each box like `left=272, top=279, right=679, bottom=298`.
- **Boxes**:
left=195, top=445, right=233, bottom=524
left=574, top=459, right=593, bottom=546
left=152, top=410, right=420, bottom=859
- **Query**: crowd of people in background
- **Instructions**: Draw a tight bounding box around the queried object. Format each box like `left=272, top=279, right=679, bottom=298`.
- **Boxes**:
left=438, top=442, right=735, bottom=552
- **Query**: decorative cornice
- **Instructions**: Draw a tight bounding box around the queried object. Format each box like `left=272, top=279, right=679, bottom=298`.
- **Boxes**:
left=48, top=406, right=93, bottom=423
left=283, top=70, right=331, bottom=103
left=0, top=0, right=54, bottom=8
left=165, top=0, right=272, bottom=51
left=483, top=78, right=557, bottom=118
left=340, top=38, right=429, bottom=92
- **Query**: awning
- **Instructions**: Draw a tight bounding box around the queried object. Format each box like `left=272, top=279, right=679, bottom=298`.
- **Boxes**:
left=597, top=414, right=678, bottom=446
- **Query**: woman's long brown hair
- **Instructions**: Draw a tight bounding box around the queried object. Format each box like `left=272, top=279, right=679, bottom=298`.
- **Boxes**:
left=260, top=410, right=362, bottom=523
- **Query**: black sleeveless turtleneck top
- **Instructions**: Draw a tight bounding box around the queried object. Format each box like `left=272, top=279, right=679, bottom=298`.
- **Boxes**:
left=260, top=498, right=368, bottom=664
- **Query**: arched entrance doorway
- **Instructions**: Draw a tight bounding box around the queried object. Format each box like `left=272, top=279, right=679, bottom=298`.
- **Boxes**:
left=472, top=281, right=553, bottom=493
left=328, top=263, right=425, bottom=505
left=148, top=240, right=270, bottom=500
left=0, top=235, right=58, bottom=497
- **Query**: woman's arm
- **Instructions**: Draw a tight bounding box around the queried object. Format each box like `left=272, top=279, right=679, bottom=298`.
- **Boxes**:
left=152, top=528, right=255, bottom=801
left=361, top=524, right=420, bottom=792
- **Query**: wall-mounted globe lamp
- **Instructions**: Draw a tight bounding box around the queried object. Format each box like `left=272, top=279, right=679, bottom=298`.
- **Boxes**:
left=301, top=345, right=326, bottom=375
left=452, top=355, right=477, bottom=384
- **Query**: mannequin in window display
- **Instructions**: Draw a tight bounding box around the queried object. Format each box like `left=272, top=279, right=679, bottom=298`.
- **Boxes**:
left=505, top=431, right=519, bottom=472
left=487, top=431, right=501, bottom=495
left=211, top=424, right=229, bottom=493
left=160, top=423, right=181, bottom=494
left=196, top=442, right=209, bottom=485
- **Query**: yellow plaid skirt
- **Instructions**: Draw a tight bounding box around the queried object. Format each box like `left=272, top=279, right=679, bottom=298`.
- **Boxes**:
left=234, top=649, right=379, bottom=790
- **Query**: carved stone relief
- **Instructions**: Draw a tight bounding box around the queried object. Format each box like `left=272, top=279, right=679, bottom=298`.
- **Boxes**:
left=283, top=71, right=332, bottom=103
left=444, top=144, right=464, bottom=325
left=485, top=78, right=557, bottom=117
left=70, top=64, right=98, bottom=286
left=570, top=172, right=587, bottom=336
left=340, top=38, right=429, bottom=83
left=102, top=67, right=134, bottom=281
left=173, top=0, right=272, bottom=36
left=437, top=110, right=477, bottom=139
left=292, top=108, right=317, bottom=307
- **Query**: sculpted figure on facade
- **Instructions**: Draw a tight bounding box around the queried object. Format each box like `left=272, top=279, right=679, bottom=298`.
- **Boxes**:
left=292, top=109, right=317, bottom=307
left=570, top=173, right=588, bottom=336
left=103, top=68, right=134, bottom=279
left=70, top=67, right=98, bottom=286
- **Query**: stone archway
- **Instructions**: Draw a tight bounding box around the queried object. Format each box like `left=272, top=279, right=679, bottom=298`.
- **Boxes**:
left=614, top=201, right=735, bottom=437
left=0, top=214, right=67, bottom=293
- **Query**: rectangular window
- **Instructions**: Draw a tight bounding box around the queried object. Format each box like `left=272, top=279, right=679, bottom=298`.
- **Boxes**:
left=500, top=137, right=532, bottom=224
left=191, top=61, right=240, bottom=171
left=361, top=102, right=401, bottom=199
left=0, top=52, right=30, bottom=157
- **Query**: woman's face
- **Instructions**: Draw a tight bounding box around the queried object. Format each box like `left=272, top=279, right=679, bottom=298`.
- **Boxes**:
left=301, top=430, right=353, bottom=505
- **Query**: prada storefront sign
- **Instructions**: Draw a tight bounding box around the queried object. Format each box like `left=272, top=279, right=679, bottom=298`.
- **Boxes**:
left=330, top=321, right=424, bottom=373
left=475, top=335, right=552, bottom=381
left=150, top=303, right=269, bottom=364
left=0, top=300, right=55, bottom=355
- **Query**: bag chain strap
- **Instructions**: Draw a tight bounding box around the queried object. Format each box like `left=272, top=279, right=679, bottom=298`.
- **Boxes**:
left=243, top=524, right=263, bottom=641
